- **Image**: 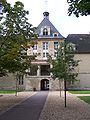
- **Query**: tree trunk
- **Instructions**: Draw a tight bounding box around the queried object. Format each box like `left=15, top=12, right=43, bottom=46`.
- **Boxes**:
left=59, top=80, right=62, bottom=97
left=64, top=78, right=67, bottom=107
left=15, top=73, right=18, bottom=96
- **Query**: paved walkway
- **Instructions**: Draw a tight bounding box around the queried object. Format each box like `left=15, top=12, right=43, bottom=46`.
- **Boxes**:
left=0, top=91, right=48, bottom=120
left=39, top=91, right=90, bottom=120
left=0, top=91, right=90, bottom=120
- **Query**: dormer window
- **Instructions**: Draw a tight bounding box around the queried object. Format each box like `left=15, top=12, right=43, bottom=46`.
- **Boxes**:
left=43, top=28, right=48, bottom=35
left=41, top=26, right=50, bottom=36
left=53, top=33, right=58, bottom=37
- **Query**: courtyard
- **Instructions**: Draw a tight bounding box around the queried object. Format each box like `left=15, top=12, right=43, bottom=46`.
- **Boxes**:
left=0, top=91, right=90, bottom=120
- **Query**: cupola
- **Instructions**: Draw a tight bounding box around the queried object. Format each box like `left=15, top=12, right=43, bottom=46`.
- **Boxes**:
left=43, top=12, right=49, bottom=19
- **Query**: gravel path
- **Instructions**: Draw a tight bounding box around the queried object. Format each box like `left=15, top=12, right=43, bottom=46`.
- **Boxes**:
left=39, top=91, right=90, bottom=120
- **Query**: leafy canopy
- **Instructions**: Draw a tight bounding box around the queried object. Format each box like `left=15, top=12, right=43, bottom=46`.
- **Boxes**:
left=48, top=42, right=79, bottom=83
left=0, top=1, right=37, bottom=76
left=67, top=0, right=90, bottom=17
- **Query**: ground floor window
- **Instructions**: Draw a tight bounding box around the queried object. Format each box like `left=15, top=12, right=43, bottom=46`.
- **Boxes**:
left=18, top=75, right=24, bottom=85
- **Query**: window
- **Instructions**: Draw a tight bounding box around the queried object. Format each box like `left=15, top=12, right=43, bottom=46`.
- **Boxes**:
left=43, top=52, right=49, bottom=58
left=43, top=28, right=48, bottom=35
left=46, top=52, right=49, bottom=57
left=43, top=42, right=48, bottom=50
left=54, top=34, right=57, bottom=37
left=18, top=75, right=24, bottom=85
left=54, top=42, right=58, bottom=49
left=53, top=33, right=58, bottom=37
left=33, top=44, right=37, bottom=50
left=54, top=51, right=57, bottom=57
left=43, top=52, right=45, bottom=57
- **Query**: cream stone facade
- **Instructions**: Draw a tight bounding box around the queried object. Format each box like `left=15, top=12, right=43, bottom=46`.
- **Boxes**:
left=0, top=12, right=90, bottom=91
left=25, top=38, right=64, bottom=91
left=66, top=34, right=90, bottom=89
left=74, top=54, right=90, bottom=89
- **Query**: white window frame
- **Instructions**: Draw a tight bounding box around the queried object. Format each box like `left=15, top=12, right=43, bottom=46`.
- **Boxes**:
left=43, top=42, right=48, bottom=50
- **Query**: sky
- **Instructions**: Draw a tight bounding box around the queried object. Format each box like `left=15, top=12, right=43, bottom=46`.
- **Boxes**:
left=7, top=0, right=90, bottom=37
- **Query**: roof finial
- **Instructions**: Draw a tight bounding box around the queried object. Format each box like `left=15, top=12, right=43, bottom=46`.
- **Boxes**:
left=45, top=0, right=48, bottom=11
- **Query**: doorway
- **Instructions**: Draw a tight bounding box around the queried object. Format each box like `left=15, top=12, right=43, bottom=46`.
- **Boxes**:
left=41, top=79, right=49, bottom=90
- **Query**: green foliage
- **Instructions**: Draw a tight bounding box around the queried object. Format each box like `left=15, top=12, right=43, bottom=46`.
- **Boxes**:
left=48, top=42, right=79, bottom=83
left=0, top=1, right=37, bottom=76
left=67, top=0, right=90, bottom=17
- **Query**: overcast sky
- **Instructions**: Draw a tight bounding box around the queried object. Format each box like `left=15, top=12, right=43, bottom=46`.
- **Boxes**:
left=7, top=0, right=90, bottom=37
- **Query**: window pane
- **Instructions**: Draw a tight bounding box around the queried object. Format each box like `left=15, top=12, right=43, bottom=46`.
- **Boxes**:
left=43, top=28, right=48, bottom=35
left=33, top=44, right=37, bottom=50
left=43, top=52, right=45, bottom=57
left=46, top=42, right=48, bottom=50
left=54, top=42, right=58, bottom=49
left=54, top=51, right=57, bottom=57
left=43, top=42, right=48, bottom=50
left=43, top=42, right=45, bottom=50
left=46, top=52, right=49, bottom=57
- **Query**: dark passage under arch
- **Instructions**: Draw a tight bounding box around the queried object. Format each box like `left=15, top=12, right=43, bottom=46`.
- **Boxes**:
left=41, top=79, right=49, bottom=90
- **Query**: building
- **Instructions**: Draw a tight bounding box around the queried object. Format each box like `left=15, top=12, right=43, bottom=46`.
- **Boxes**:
left=0, top=11, right=90, bottom=90
left=66, top=34, right=90, bottom=89
left=0, top=11, right=65, bottom=90
left=25, top=12, right=65, bottom=91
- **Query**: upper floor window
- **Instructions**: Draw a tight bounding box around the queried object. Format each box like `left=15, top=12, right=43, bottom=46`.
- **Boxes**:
left=43, top=42, right=48, bottom=50
left=43, top=28, right=48, bottom=35
left=54, top=42, right=58, bottom=49
left=33, top=44, right=37, bottom=50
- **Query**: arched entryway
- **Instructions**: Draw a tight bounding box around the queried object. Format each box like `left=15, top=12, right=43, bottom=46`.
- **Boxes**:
left=41, top=79, right=49, bottom=90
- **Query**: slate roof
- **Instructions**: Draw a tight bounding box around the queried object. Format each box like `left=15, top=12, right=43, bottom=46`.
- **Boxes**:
left=35, top=12, right=64, bottom=39
left=66, top=34, right=90, bottom=53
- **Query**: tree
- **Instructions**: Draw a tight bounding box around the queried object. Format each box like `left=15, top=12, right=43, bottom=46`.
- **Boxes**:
left=48, top=42, right=79, bottom=107
left=0, top=1, right=37, bottom=75
left=0, top=1, right=37, bottom=94
left=67, top=0, right=90, bottom=17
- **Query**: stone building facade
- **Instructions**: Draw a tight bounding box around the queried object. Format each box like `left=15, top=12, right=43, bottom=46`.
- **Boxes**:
left=25, top=12, right=65, bottom=91
left=0, top=11, right=65, bottom=91
left=66, top=34, right=90, bottom=89
left=0, top=12, right=90, bottom=90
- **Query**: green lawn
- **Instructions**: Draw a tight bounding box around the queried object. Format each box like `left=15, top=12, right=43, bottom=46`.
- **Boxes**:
left=68, top=90, right=90, bottom=94
left=0, top=90, right=16, bottom=94
left=78, top=96, right=90, bottom=104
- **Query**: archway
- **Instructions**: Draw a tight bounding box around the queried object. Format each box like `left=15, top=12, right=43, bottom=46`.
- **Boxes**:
left=41, top=79, right=49, bottom=90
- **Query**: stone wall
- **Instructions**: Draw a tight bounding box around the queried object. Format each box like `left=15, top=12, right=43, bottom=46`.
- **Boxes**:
left=0, top=74, right=16, bottom=90
left=74, top=54, right=90, bottom=89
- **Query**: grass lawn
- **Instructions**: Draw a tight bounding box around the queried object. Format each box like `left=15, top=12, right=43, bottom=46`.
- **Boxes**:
left=68, top=90, right=90, bottom=94
left=0, top=90, right=16, bottom=94
left=78, top=96, right=90, bottom=104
